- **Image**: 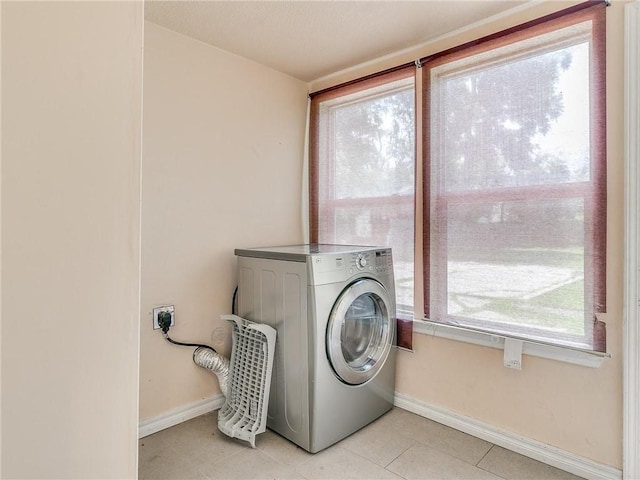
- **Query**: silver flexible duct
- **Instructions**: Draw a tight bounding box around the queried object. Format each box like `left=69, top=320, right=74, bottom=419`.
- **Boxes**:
left=193, top=347, right=229, bottom=398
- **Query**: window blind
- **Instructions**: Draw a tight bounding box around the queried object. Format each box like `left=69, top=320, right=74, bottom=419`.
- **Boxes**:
left=422, top=2, right=606, bottom=351
left=310, top=66, right=416, bottom=350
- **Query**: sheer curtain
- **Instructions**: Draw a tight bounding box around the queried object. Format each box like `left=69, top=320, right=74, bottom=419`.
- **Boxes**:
left=310, top=67, right=416, bottom=349
left=422, top=2, right=607, bottom=351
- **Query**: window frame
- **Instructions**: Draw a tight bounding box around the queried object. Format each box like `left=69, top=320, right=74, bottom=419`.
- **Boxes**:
left=309, top=66, right=417, bottom=349
left=422, top=1, right=607, bottom=351
left=309, top=66, right=416, bottom=243
left=308, top=1, right=608, bottom=357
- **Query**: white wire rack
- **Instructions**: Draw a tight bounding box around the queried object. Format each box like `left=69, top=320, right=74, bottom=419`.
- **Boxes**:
left=217, top=314, right=276, bottom=448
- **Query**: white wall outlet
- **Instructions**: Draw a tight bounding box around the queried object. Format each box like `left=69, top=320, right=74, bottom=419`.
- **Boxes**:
left=153, top=305, right=175, bottom=330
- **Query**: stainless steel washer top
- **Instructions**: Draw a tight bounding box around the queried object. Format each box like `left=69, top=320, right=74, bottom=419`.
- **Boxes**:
left=235, top=243, right=383, bottom=261
left=235, top=244, right=393, bottom=286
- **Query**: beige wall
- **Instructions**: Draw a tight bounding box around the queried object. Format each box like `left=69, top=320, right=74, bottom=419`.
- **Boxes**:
left=140, top=22, right=308, bottom=421
left=1, top=2, right=143, bottom=478
left=312, top=1, right=626, bottom=469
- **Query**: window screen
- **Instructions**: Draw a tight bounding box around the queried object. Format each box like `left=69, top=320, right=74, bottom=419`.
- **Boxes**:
left=423, top=3, right=606, bottom=351
left=310, top=68, right=416, bottom=323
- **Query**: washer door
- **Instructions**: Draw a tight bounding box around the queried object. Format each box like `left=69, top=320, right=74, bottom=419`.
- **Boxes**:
left=326, top=278, right=394, bottom=385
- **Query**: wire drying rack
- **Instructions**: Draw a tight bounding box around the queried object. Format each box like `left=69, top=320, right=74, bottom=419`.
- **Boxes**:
left=217, top=314, right=276, bottom=448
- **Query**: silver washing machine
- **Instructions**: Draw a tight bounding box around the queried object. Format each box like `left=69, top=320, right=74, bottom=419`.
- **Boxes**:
left=235, top=244, right=396, bottom=453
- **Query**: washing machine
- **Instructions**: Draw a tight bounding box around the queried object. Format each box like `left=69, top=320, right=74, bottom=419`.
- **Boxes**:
left=235, top=244, right=396, bottom=453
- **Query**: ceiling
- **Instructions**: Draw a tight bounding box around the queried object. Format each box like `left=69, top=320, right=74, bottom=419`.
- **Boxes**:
left=144, top=1, right=528, bottom=83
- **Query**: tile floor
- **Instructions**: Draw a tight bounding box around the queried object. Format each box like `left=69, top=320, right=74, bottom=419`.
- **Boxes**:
left=138, top=408, right=584, bottom=480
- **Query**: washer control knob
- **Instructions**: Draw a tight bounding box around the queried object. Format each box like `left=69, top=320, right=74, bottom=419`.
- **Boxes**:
left=356, top=254, right=367, bottom=269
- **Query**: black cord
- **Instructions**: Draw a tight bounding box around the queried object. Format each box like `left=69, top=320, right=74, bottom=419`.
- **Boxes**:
left=232, top=285, right=238, bottom=315
left=162, top=333, right=217, bottom=353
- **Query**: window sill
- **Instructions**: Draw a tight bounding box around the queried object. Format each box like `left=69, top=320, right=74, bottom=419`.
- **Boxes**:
left=413, top=319, right=610, bottom=368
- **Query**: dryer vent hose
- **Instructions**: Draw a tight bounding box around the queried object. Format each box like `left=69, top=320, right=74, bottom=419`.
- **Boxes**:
left=193, top=347, right=230, bottom=398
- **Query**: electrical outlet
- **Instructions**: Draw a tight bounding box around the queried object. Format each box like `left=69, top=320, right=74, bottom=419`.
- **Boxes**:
left=153, top=305, right=175, bottom=330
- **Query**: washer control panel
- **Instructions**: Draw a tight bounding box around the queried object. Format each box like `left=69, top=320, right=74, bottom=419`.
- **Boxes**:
left=308, top=248, right=393, bottom=285
left=348, top=250, right=392, bottom=275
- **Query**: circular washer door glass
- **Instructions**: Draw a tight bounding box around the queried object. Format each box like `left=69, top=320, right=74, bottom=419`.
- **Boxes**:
left=326, top=279, right=394, bottom=385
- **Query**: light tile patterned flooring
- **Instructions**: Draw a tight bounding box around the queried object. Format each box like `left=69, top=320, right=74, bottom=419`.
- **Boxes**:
left=138, top=408, right=584, bottom=480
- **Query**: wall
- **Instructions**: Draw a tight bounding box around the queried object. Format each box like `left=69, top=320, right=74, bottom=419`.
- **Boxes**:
left=1, top=2, right=143, bottom=478
left=311, top=0, right=626, bottom=470
left=140, top=22, right=308, bottom=421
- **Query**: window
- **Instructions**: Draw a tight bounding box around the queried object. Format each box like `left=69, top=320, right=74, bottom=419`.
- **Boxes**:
left=310, top=68, right=416, bottom=323
left=423, top=3, right=606, bottom=351
left=309, top=2, right=606, bottom=355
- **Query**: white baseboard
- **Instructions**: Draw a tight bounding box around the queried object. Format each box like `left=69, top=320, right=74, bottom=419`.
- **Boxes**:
left=138, top=394, right=225, bottom=439
left=394, top=392, right=621, bottom=480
